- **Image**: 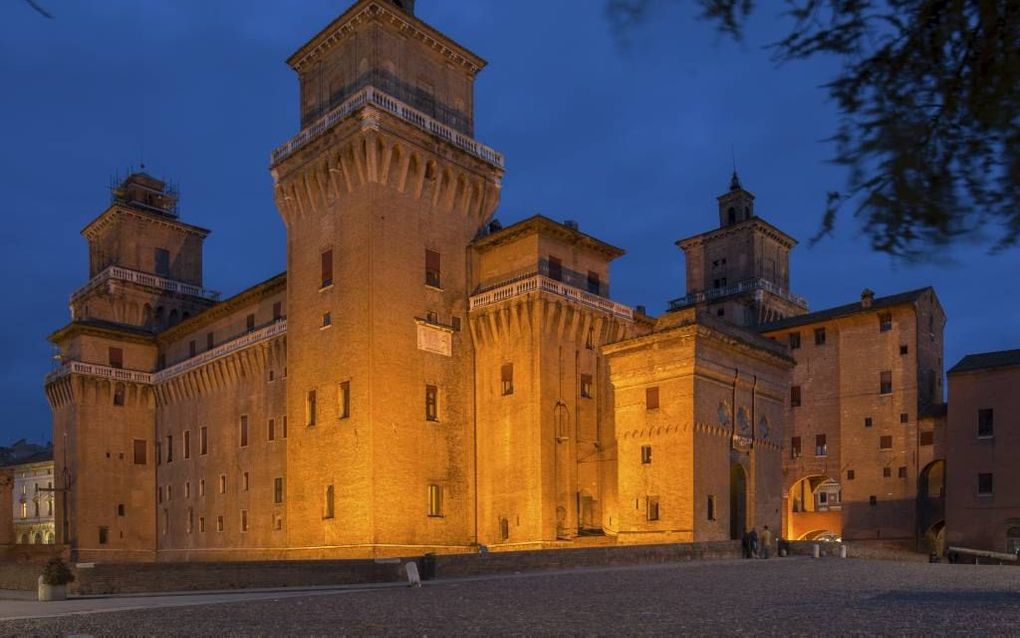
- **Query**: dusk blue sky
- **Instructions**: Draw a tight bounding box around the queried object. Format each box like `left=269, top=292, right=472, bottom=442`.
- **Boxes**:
left=3, top=1, right=1017, bottom=444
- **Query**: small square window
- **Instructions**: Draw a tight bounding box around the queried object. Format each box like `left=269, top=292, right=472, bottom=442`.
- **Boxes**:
left=847, top=469, right=855, bottom=481
left=977, top=408, right=994, bottom=438
left=883, top=467, right=891, bottom=478
left=978, top=473, right=993, bottom=496
left=900, top=413, right=909, bottom=424
left=864, top=417, right=873, bottom=428
left=900, top=345, right=909, bottom=355
left=880, top=435, right=893, bottom=450
left=640, top=445, right=652, bottom=465
left=898, top=466, right=907, bottom=478
left=321, top=312, right=332, bottom=328
left=920, top=431, right=934, bottom=446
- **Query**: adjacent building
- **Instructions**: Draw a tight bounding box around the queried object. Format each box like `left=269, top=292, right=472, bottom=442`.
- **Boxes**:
left=945, top=349, right=1020, bottom=554
left=6, top=451, right=57, bottom=545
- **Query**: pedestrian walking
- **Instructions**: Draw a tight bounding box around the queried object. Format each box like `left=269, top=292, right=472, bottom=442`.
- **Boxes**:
left=741, top=529, right=752, bottom=558
left=749, top=527, right=759, bottom=559
left=760, top=525, right=773, bottom=559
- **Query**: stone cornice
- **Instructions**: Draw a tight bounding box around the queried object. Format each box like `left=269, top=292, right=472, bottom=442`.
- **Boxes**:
left=81, top=205, right=211, bottom=241
left=287, top=0, right=486, bottom=74
left=675, top=217, right=797, bottom=251
left=471, top=215, right=626, bottom=260
left=157, top=272, right=286, bottom=344
left=48, top=320, right=156, bottom=347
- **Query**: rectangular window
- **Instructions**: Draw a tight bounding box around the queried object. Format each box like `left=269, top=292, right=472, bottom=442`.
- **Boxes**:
left=200, top=426, right=208, bottom=455
left=185, top=482, right=191, bottom=498
left=166, top=435, right=173, bottom=463
left=814, top=327, right=826, bottom=345
left=272, top=302, right=282, bottom=322
left=321, top=249, right=333, bottom=288
left=154, top=248, right=170, bottom=276
left=900, top=344, right=909, bottom=355
left=117, top=504, right=125, bottom=516
left=324, top=485, right=335, bottom=519
left=427, top=484, right=443, bottom=517
left=338, top=382, right=350, bottom=419
left=586, top=326, right=595, bottom=350
left=307, top=389, right=317, bottom=426
left=587, top=270, right=600, bottom=294
left=978, top=408, right=994, bottom=438
left=646, top=386, right=660, bottom=410
left=815, top=434, right=827, bottom=457
left=108, top=347, right=123, bottom=369
left=499, top=517, right=510, bottom=541
left=880, top=435, right=893, bottom=449
left=156, top=441, right=162, bottom=466
left=321, top=312, right=332, bottom=328
left=580, top=374, right=593, bottom=399
left=184, top=430, right=191, bottom=459
left=640, top=445, right=652, bottom=464
left=113, top=386, right=125, bottom=406
left=199, top=480, right=205, bottom=497
left=241, top=509, right=249, bottom=532
left=978, top=473, right=993, bottom=496
left=199, top=517, right=205, bottom=533
left=133, top=439, right=147, bottom=465
left=920, top=431, right=934, bottom=446
left=898, top=466, right=907, bottom=478
left=900, top=413, right=909, bottom=424
left=878, top=312, right=892, bottom=332
left=501, top=363, right=514, bottom=396
left=864, top=417, right=873, bottom=428
left=425, top=385, right=438, bottom=422
left=880, top=371, right=893, bottom=394
left=219, top=474, right=226, bottom=494
left=99, top=526, right=109, bottom=545
left=246, top=313, right=255, bottom=332
left=242, top=472, right=249, bottom=492
left=283, top=416, right=288, bottom=438
left=548, top=256, right=563, bottom=282
left=847, top=469, right=855, bottom=481
left=189, top=340, right=197, bottom=358
left=791, top=386, right=801, bottom=407
left=646, top=496, right=660, bottom=521
left=791, top=436, right=802, bottom=459
left=206, top=332, right=214, bottom=350
left=268, top=418, right=276, bottom=441
left=240, top=415, right=249, bottom=447
left=788, top=332, right=801, bottom=350
left=274, top=477, right=284, bottom=504
left=217, top=515, right=224, bottom=532
left=883, top=467, right=892, bottom=478
left=425, top=249, right=441, bottom=288
left=707, top=495, right=715, bottom=521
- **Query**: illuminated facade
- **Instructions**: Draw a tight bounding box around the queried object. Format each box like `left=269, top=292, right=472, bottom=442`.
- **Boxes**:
left=43, top=0, right=943, bottom=563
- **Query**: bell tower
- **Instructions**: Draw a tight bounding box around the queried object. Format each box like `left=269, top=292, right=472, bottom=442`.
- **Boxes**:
left=671, top=173, right=808, bottom=326
left=271, top=0, right=503, bottom=556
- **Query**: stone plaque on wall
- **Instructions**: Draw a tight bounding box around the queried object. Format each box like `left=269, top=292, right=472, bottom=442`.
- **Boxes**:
left=416, top=321, right=452, bottom=357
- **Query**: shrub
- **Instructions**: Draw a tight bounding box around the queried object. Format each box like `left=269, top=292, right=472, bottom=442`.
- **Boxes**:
left=42, top=557, right=75, bottom=586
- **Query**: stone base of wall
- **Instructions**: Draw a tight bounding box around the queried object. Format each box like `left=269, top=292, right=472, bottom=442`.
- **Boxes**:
left=0, top=544, right=68, bottom=590
left=66, top=541, right=741, bottom=595
left=786, top=539, right=926, bottom=561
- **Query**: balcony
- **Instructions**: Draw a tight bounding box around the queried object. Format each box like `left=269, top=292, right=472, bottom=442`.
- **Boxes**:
left=71, top=266, right=220, bottom=304
left=270, top=85, right=504, bottom=169
left=45, top=320, right=287, bottom=386
left=668, top=277, right=808, bottom=311
left=469, top=274, right=633, bottom=320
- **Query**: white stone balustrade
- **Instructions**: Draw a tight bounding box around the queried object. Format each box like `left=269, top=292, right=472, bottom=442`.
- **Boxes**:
left=469, top=274, right=633, bottom=320
left=270, top=85, right=505, bottom=168
left=71, top=266, right=220, bottom=304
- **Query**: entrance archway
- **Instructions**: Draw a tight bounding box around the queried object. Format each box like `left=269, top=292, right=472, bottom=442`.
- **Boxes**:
left=787, top=475, right=842, bottom=541
left=918, top=460, right=946, bottom=541
left=729, top=464, right=747, bottom=540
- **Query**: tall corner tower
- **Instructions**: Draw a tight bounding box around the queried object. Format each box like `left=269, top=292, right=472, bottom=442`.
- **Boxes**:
left=45, top=172, right=218, bottom=561
left=670, top=173, right=808, bottom=327
left=270, top=0, right=504, bottom=556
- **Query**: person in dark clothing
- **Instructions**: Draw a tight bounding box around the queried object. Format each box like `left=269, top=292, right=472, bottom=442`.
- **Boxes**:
left=749, top=528, right=759, bottom=558
left=741, top=529, right=752, bottom=558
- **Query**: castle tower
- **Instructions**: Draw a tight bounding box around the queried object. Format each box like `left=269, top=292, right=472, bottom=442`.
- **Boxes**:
left=670, top=173, right=808, bottom=326
left=45, top=172, right=218, bottom=561
left=270, top=0, right=503, bottom=556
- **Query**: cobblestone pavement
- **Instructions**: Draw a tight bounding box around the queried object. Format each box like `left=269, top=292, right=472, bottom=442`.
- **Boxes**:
left=2, top=557, right=1019, bottom=636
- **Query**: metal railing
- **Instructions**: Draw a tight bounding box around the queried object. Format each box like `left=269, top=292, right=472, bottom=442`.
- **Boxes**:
left=71, top=266, right=220, bottom=304
left=45, top=320, right=287, bottom=386
left=469, top=274, right=633, bottom=320
left=668, top=278, right=808, bottom=311
left=270, top=85, right=505, bottom=169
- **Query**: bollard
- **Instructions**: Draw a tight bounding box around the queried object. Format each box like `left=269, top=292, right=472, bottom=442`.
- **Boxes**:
left=839, top=544, right=847, bottom=559
left=812, top=543, right=820, bottom=559
left=404, top=561, right=422, bottom=587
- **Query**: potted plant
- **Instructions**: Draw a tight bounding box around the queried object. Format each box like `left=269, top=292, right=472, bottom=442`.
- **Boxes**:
left=38, top=557, right=75, bottom=601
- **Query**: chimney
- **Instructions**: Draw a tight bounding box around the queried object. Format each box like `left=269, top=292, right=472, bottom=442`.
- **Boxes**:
left=635, top=305, right=647, bottom=316
left=861, top=289, right=875, bottom=308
